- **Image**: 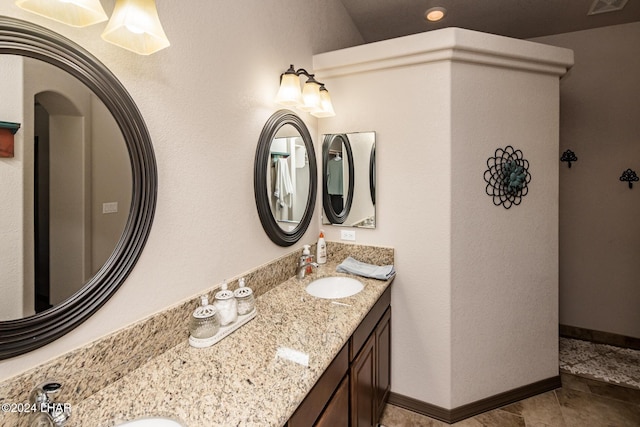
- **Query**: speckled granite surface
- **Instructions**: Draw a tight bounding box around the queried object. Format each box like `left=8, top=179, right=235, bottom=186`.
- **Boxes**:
left=0, top=243, right=394, bottom=427
left=69, top=261, right=393, bottom=427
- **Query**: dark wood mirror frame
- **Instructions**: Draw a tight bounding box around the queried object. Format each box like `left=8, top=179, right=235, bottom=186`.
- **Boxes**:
left=322, top=133, right=355, bottom=225
left=254, top=110, right=317, bottom=247
left=369, top=142, right=376, bottom=206
left=0, top=16, right=157, bottom=359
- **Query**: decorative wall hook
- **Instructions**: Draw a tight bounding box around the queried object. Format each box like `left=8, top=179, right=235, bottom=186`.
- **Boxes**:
left=619, top=169, right=639, bottom=189
left=560, top=149, right=577, bottom=168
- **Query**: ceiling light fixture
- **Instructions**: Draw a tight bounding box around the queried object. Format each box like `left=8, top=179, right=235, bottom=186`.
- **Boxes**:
left=425, top=6, right=447, bottom=22
left=15, top=0, right=108, bottom=27
left=275, top=65, right=336, bottom=118
left=101, top=0, right=170, bottom=55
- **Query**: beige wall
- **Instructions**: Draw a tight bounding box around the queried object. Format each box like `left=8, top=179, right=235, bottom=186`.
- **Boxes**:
left=315, top=29, right=571, bottom=408
left=49, top=115, right=86, bottom=304
left=0, top=0, right=363, bottom=381
left=533, top=23, right=640, bottom=339
left=318, top=60, right=455, bottom=407
left=0, top=56, right=24, bottom=321
left=449, top=62, right=561, bottom=406
left=90, top=96, right=130, bottom=276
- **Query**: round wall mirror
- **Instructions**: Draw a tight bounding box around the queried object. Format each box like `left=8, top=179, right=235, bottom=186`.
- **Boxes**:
left=322, top=133, right=354, bottom=224
left=254, top=110, right=316, bottom=246
left=0, top=17, right=157, bottom=358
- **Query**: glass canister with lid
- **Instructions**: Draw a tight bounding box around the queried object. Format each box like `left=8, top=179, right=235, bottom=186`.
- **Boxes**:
left=189, top=295, right=221, bottom=348
left=214, top=280, right=238, bottom=326
left=234, top=277, right=255, bottom=316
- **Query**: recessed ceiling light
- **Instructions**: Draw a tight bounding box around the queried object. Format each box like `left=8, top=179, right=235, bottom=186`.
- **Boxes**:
left=425, top=6, right=447, bottom=22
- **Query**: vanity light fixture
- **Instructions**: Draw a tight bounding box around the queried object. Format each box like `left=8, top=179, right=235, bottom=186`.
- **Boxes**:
left=15, top=0, right=108, bottom=27
left=424, top=6, right=447, bottom=22
left=101, top=0, right=170, bottom=55
left=16, top=0, right=170, bottom=55
left=275, top=65, right=336, bottom=118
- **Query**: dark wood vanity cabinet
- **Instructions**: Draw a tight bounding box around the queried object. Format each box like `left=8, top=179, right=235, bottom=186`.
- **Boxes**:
left=374, top=308, right=391, bottom=421
left=350, top=332, right=376, bottom=426
left=287, top=286, right=391, bottom=427
left=351, top=306, right=391, bottom=427
left=315, top=375, right=350, bottom=427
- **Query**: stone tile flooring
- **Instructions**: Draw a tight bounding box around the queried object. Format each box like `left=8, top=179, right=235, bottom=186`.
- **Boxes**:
left=559, top=337, right=640, bottom=389
left=380, top=373, right=640, bottom=426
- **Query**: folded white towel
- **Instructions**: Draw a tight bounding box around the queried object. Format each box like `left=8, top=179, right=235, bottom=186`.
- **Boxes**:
left=336, top=257, right=396, bottom=280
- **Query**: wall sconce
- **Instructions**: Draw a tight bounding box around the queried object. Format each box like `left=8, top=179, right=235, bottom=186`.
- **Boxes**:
left=15, top=0, right=108, bottom=27
left=275, top=65, right=336, bottom=118
left=15, top=0, right=170, bottom=55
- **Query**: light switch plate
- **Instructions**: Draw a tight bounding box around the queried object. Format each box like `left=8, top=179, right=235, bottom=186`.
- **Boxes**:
left=341, top=230, right=356, bottom=241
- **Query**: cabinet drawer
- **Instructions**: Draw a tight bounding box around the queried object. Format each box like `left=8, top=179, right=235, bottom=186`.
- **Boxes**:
left=288, top=343, right=349, bottom=427
left=350, top=286, right=391, bottom=361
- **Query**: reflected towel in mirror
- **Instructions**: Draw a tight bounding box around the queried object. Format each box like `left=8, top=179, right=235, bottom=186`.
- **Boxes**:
left=274, top=157, right=294, bottom=208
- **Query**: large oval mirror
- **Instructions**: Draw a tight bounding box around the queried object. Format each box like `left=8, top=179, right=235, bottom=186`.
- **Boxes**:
left=322, top=132, right=376, bottom=228
left=254, top=110, right=316, bottom=246
left=0, top=17, right=157, bottom=358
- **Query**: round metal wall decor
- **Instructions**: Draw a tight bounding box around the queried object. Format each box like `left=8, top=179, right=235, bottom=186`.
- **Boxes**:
left=484, top=145, right=531, bottom=209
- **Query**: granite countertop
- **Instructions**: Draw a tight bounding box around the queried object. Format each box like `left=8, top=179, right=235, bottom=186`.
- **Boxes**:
left=68, top=261, right=394, bottom=427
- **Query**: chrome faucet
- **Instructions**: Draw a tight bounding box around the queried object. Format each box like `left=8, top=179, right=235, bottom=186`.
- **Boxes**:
left=297, top=255, right=319, bottom=280
left=29, top=382, right=71, bottom=426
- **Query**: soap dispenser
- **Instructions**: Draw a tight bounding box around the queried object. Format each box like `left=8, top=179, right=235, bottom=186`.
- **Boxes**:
left=189, top=295, right=221, bottom=348
left=302, top=245, right=313, bottom=274
left=214, top=280, right=238, bottom=326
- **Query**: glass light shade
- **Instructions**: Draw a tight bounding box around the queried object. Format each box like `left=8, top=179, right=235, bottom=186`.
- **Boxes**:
left=300, top=80, right=322, bottom=112
left=311, top=88, right=336, bottom=118
left=274, top=73, right=302, bottom=107
left=101, top=0, right=170, bottom=55
left=15, top=0, right=108, bottom=27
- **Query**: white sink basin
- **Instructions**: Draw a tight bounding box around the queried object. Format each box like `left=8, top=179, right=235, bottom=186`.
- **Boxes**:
left=117, top=418, right=184, bottom=427
left=305, top=277, right=364, bottom=299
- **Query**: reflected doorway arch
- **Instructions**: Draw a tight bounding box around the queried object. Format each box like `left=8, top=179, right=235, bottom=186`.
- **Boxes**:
left=33, top=90, right=87, bottom=313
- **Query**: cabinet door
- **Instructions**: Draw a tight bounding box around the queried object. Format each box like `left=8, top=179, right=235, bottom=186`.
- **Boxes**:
left=351, top=333, right=376, bottom=427
left=375, top=307, right=391, bottom=420
left=315, top=375, right=349, bottom=427
left=288, top=344, right=349, bottom=427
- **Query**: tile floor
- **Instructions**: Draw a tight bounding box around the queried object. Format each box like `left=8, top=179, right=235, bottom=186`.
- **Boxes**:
left=379, top=373, right=640, bottom=426
left=559, top=337, right=640, bottom=389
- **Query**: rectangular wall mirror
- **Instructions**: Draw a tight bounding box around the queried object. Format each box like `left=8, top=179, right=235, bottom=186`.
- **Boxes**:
left=322, top=131, right=376, bottom=228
